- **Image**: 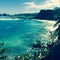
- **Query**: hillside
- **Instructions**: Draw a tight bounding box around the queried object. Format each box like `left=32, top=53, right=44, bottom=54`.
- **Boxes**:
left=0, top=13, right=37, bottom=19
left=34, top=9, right=60, bottom=21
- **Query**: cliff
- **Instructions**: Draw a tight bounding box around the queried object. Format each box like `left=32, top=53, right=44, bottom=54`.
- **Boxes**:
left=34, top=9, right=60, bottom=20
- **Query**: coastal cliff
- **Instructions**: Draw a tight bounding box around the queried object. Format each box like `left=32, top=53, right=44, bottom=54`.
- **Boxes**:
left=34, top=9, right=60, bottom=20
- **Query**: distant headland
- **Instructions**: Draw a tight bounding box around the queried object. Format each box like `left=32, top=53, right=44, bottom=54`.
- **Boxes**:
left=34, top=7, right=60, bottom=21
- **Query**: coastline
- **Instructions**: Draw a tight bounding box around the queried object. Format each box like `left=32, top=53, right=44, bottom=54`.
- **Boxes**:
left=0, top=18, right=20, bottom=20
left=0, top=18, right=58, bottom=31
left=35, top=19, right=56, bottom=24
left=36, top=19, right=58, bottom=31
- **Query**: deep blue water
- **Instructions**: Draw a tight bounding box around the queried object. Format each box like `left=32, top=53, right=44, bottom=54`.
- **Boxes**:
left=0, top=19, right=50, bottom=56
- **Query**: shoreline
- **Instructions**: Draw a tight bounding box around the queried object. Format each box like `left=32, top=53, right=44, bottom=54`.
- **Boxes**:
left=0, top=18, right=58, bottom=31
left=35, top=19, right=56, bottom=24
left=0, top=18, right=20, bottom=20
left=36, top=19, right=58, bottom=31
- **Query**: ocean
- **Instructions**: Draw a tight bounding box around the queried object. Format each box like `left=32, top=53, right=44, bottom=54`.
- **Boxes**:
left=0, top=19, right=56, bottom=56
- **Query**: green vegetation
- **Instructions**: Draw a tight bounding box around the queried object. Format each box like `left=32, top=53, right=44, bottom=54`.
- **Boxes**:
left=42, top=8, right=60, bottom=60
left=0, top=43, right=10, bottom=60
left=0, top=13, right=37, bottom=19
left=14, top=13, right=37, bottom=19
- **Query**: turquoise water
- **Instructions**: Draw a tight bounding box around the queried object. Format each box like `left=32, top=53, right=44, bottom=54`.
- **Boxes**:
left=0, top=19, right=50, bottom=55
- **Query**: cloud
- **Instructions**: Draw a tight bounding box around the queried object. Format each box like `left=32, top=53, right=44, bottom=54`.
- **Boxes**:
left=24, top=2, right=39, bottom=9
left=23, top=0, right=60, bottom=13
left=42, top=0, right=60, bottom=9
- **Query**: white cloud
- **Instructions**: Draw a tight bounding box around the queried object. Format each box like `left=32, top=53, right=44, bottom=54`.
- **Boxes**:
left=24, top=2, right=40, bottom=9
left=42, top=0, right=60, bottom=9
left=24, top=0, right=60, bottom=13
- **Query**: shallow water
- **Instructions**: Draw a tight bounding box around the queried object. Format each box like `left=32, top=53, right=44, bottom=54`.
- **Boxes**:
left=0, top=19, right=55, bottom=55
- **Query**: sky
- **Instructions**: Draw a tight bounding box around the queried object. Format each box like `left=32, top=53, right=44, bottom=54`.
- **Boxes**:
left=0, top=0, right=60, bottom=14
